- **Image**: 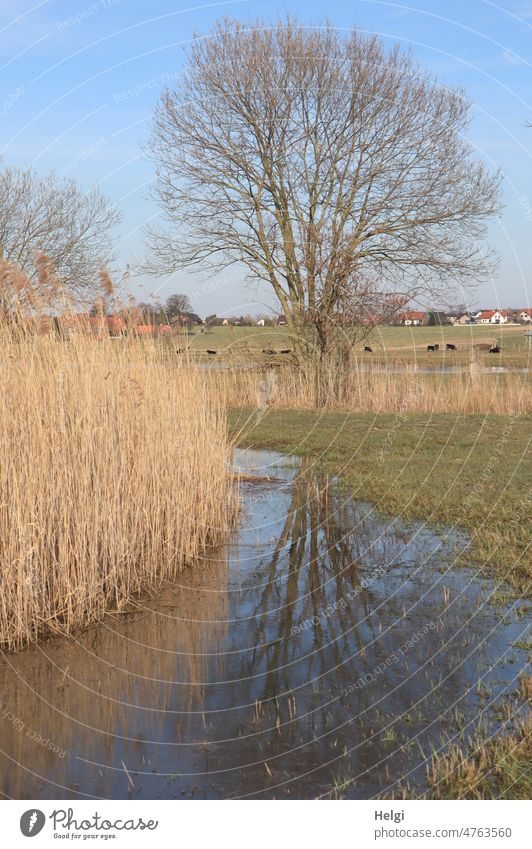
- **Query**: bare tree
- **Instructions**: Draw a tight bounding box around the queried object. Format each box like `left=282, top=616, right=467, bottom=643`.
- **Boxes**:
left=165, top=292, right=192, bottom=320
left=0, top=163, right=121, bottom=300
left=146, top=18, right=502, bottom=370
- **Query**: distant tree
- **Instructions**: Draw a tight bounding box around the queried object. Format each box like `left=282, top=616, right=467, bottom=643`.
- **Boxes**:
left=426, top=310, right=452, bottom=326
left=165, top=293, right=192, bottom=322
left=136, top=301, right=166, bottom=325
left=0, top=162, right=120, bottom=299
left=205, top=314, right=226, bottom=326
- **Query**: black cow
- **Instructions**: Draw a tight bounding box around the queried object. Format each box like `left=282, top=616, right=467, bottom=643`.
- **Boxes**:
left=433, top=344, right=440, bottom=351
left=446, top=343, right=457, bottom=351
left=280, top=349, right=292, bottom=354
left=489, top=345, right=500, bottom=354
left=427, top=345, right=435, bottom=352
left=206, top=349, right=217, bottom=355
left=364, top=346, right=372, bottom=352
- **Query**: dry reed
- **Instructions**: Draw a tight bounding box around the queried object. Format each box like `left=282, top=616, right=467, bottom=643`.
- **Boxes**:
left=0, top=328, right=237, bottom=651
left=201, top=358, right=532, bottom=415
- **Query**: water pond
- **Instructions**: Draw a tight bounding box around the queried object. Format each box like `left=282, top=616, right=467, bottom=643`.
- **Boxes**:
left=0, top=450, right=528, bottom=799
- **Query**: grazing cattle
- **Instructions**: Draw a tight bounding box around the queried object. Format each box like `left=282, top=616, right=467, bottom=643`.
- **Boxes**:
left=206, top=349, right=217, bottom=355
left=433, top=344, right=439, bottom=351
left=446, top=343, right=457, bottom=351
left=489, top=345, right=500, bottom=354
left=364, top=346, right=372, bottom=352
left=280, top=349, right=292, bottom=354
left=427, top=345, right=435, bottom=352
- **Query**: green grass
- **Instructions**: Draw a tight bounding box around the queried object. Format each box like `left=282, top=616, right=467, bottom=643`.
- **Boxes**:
left=184, top=323, right=530, bottom=367
left=422, top=717, right=532, bottom=800
left=229, top=408, right=532, bottom=593
left=356, top=323, right=527, bottom=352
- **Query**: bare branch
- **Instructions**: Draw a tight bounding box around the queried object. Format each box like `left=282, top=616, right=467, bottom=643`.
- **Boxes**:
left=145, top=17, right=503, bottom=359
left=0, top=164, right=121, bottom=300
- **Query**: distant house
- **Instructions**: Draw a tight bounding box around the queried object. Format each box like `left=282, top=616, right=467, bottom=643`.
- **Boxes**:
left=399, top=310, right=425, bottom=326
left=475, top=310, right=508, bottom=325
left=132, top=324, right=155, bottom=337
left=256, top=318, right=265, bottom=327
left=276, top=315, right=288, bottom=326
left=131, top=324, right=174, bottom=337
left=450, top=314, right=472, bottom=326
left=518, top=309, right=532, bottom=323
left=90, top=315, right=126, bottom=337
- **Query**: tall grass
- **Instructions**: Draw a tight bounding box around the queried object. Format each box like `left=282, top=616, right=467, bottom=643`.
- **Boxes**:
left=203, top=358, right=532, bottom=415
left=0, top=329, right=237, bottom=651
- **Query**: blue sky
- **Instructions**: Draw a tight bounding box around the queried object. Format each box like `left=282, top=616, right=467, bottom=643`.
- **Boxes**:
left=1, top=0, right=531, bottom=315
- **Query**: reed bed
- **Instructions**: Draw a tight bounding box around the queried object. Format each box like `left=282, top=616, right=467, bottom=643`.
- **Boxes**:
left=200, top=358, right=532, bottom=415
left=0, top=331, right=237, bottom=651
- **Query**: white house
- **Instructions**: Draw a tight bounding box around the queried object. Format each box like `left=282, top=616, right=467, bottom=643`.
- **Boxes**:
left=400, top=310, right=425, bottom=326
left=475, top=310, right=508, bottom=324
left=518, top=309, right=532, bottom=323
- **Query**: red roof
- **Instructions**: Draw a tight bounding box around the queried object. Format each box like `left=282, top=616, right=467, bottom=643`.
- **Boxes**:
left=132, top=325, right=155, bottom=335
left=520, top=308, right=532, bottom=317
left=400, top=310, right=425, bottom=321
left=477, top=310, right=508, bottom=319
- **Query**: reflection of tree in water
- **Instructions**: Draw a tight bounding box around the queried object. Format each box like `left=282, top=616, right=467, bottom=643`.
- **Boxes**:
left=229, top=462, right=476, bottom=794
left=242, top=461, right=416, bottom=696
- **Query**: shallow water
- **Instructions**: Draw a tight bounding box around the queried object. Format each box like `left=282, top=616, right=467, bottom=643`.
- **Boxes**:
left=201, top=361, right=529, bottom=374
left=0, top=450, right=529, bottom=799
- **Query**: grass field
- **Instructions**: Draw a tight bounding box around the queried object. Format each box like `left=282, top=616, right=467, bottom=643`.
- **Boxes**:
left=229, top=408, right=532, bottom=593
left=185, top=323, right=530, bottom=363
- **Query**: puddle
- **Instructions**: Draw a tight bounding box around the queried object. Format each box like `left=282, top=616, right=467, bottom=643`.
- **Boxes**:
left=0, top=450, right=529, bottom=799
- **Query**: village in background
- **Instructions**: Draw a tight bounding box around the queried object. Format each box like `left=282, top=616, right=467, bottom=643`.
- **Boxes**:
left=28, top=296, right=532, bottom=338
